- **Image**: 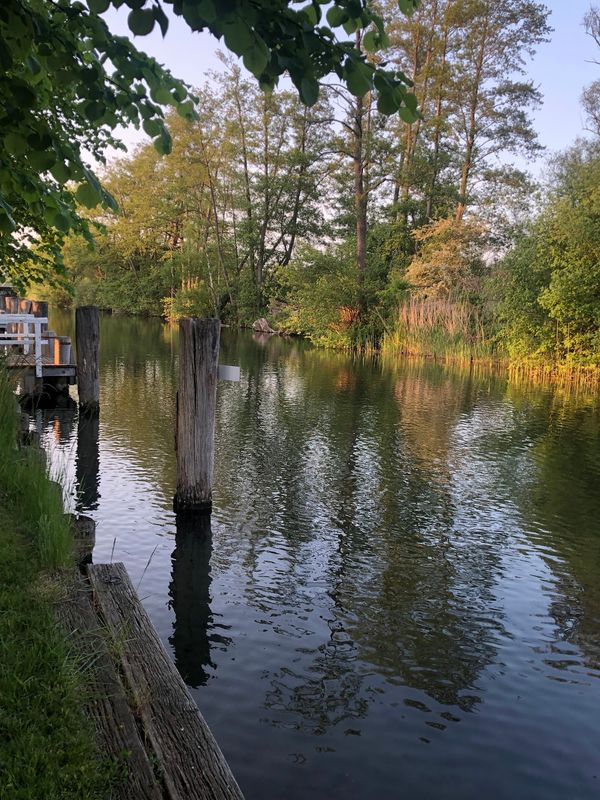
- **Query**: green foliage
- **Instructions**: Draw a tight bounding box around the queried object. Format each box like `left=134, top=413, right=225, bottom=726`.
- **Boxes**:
left=0, top=369, right=73, bottom=568
left=406, top=216, right=488, bottom=300
left=0, top=0, right=421, bottom=290
left=0, top=0, right=198, bottom=289
left=496, top=141, right=600, bottom=365
left=275, top=245, right=361, bottom=347
left=0, top=366, right=118, bottom=797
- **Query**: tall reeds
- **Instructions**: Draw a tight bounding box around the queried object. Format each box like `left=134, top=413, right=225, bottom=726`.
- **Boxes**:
left=382, top=296, right=495, bottom=363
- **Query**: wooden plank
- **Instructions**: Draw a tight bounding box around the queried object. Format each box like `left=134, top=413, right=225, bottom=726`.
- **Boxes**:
left=55, top=572, right=163, bottom=800
left=88, top=562, right=244, bottom=800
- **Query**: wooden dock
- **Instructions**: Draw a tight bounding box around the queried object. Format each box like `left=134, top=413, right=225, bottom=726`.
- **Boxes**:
left=1, top=292, right=77, bottom=397
left=56, top=558, right=244, bottom=800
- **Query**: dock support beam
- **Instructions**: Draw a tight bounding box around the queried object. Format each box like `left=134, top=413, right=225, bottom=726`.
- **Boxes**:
left=173, top=318, right=220, bottom=514
left=76, top=306, right=100, bottom=415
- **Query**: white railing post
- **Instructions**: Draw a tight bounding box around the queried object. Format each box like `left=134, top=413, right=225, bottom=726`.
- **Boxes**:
left=33, top=319, right=43, bottom=378
left=22, top=319, right=30, bottom=356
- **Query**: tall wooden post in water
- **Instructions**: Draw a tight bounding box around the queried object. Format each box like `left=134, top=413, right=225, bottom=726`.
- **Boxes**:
left=173, top=318, right=220, bottom=514
left=76, top=306, right=100, bottom=414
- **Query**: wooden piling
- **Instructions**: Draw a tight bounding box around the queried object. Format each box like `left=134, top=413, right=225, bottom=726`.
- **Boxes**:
left=173, top=318, right=220, bottom=514
left=76, top=306, right=100, bottom=415
left=31, top=301, right=49, bottom=332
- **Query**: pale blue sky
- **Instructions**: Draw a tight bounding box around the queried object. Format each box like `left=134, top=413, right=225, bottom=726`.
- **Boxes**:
left=105, top=1, right=599, bottom=169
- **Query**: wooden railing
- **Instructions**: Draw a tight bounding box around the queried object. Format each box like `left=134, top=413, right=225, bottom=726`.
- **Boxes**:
left=0, top=313, right=49, bottom=377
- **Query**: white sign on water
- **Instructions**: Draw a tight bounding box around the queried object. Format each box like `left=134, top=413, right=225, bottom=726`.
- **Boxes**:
left=218, top=364, right=241, bottom=382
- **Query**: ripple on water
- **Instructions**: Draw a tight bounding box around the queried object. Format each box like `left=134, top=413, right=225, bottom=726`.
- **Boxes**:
left=41, top=315, right=600, bottom=800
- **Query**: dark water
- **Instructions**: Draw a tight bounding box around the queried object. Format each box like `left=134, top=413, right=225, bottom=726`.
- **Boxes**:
left=40, top=312, right=600, bottom=799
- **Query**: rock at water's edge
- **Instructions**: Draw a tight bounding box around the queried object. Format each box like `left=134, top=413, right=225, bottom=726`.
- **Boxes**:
left=252, top=317, right=275, bottom=334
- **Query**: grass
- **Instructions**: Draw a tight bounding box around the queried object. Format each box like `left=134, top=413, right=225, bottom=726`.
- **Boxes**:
left=0, top=367, right=73, bottom=570
left=381, top=297, right=497, bottom=364
left=380, top=299, right=600, bottom=390
left=0, top=365, right=114, bottom=799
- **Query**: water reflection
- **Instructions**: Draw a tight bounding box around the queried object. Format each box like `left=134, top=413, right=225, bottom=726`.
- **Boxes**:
left=43, top=310, right=600, bottom=800
left=76, top=412, right=100, bottom=511
left=169, top=514, right=232, bottom=688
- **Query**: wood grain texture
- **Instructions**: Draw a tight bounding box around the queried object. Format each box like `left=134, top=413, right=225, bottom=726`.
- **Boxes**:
left=88, top=562, right=244, bottom=800
left=75, top=305, right=100, bottom=413
left=55, top=571, right=163, bottom=800
left=174, top=318, right=220, bottom=513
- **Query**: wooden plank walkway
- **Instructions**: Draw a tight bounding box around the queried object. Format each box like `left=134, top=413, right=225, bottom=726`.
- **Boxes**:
left=55, top=572, right=163, bottom=799
left=6, top=353, right=77, bottom=379
left=56, top=562, right=244, bottom=800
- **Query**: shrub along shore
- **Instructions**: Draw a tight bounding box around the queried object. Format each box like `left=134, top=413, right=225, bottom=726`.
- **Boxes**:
left=0, top=366, right=112, bottom=800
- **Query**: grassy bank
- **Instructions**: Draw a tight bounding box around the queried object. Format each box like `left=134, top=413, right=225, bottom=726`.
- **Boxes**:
left=0, top=367, right=112, bottom=799
left=380, top=298, right=600, bottom=389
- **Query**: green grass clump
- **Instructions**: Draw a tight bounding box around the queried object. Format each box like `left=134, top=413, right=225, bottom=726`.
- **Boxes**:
left=0, top=511, right=112, bottom=800
left=0, top=365, right=114, bottom=798
left=0, top=367, right=72, bottom=570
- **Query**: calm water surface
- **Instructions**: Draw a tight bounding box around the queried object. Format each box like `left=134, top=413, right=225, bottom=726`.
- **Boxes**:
left=41, top=312, right=600, bottom=799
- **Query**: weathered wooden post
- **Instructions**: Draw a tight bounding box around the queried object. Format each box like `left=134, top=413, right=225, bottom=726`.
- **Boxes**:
left=31, top=301, right=49, bottom=332
left=173, top=318, right=220, bottom=514
left=76, top=306, right=100, bottom=414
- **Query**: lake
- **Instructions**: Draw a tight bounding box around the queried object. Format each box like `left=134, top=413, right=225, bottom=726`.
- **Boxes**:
left=41, top=311, right=600, bottom=799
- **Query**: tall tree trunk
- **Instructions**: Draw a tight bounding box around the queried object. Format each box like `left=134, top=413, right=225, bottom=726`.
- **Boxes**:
left=425, top=18, right=449, bottom=221
left=352, top=32, right=367, bottom=315
left=455, top=14, right=488, bottom=222
left=232, top=70, right=255, bottom=278
left=281, top=107, right=309, bottom=266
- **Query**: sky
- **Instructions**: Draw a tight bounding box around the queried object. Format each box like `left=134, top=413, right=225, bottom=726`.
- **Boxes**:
left=104, top=0, right=600, bottom=172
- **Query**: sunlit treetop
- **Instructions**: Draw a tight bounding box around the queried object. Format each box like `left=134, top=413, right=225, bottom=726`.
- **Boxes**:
left=0, top=0, right=419, bottom=287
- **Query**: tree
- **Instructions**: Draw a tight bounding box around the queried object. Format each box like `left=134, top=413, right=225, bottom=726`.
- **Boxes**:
left=496, top=141, right=600, bottom=364
left=0, top=0, right=420, bottom=289
left=582, top=6, right=600, bottom=136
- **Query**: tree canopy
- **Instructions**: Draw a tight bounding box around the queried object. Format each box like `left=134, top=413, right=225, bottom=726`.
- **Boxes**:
left=0, top=0, right=420, bottom=287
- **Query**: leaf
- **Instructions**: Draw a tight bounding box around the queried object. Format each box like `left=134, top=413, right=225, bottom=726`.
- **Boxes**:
left=398, top=0, right=418, bottom=14
left=29, top=150, right=57, bottom=171
left=50, top=161, right=72, bottom=183
left=243, top=34, right=269, bottom=78
left=197, top=0, right=216, bottom=24
left=154, top=5, right=169, bottom=36
left=87, top=0, right=110, bottom=12
left=300, top=76, right=319, bottom=106
left=399, top=105, right=419, bottom=123
left=101, top=188, right=119, bottom=212
left=326, top=6, right=347, bottom=27
left=342, top=17, right=359, bottom=35
left=26, top=55, right=41, bottom=76
left=142, top=118, right=161, bottom=137
left=223, top=17, right=254, bottom=56
left=300, top=4, right=319, bottom=26
left=4, top=133, right=29, bottom=157
left=345, top=60, right=372, bottom=97
left=84, top=100, right=106, bottom=121
left=76, top=182, right=102, bottom=208
left=153, top=126, right=172, bottom=155
left=363, top=31, right=378, bottom=52
left=376, top=89, right=400, bottom=115
left=46, top=208, right=71, bottom=232
left=178, top=99, right=197, bottom=119
left=373, top=72, right=392, bottom=92
left=128, top=8, right=155, bottom=35
left=0, top=195, right=16, bottom=233
left=150, top=85, right=172, bottom=105
left=404, top=91, right=419, bottom=112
